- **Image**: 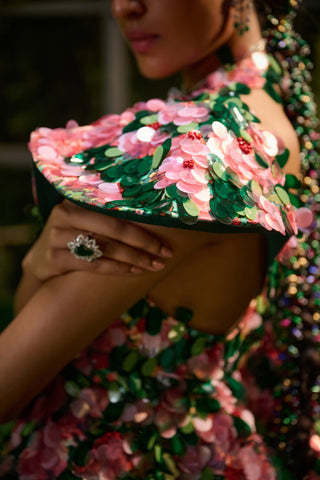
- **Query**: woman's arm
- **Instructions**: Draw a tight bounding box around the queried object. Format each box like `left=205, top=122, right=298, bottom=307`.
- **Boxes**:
left=15, top=200, right=173, bottom=314
left=0, top=224, right=212, bottom=422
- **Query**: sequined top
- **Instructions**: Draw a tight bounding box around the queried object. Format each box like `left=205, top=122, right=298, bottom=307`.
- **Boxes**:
left=30, top=52, right=299, bottom=240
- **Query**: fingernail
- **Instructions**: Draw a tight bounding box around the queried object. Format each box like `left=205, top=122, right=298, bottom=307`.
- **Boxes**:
left=151, top=260, right=165, bottom=270
left=131, top=266, right=143, bottom=274
left=160, top=246, right=173, bottom=258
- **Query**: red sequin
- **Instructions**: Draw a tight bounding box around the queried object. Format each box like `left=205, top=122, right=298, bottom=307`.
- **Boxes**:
left=187, top=130, right=203, bottom=140
left=94, top=431, right=122, bottom=447
left=183, top=159, right=195, bottom=169
left=149, top=122, right=161, bottom=130
left=92, top=353, right=109, bottom=369
left=237, top=137, right=253, bottom=154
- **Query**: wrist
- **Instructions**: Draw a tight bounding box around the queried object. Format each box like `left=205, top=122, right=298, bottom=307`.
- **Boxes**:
left=21, top=246, right=43, bottom=282
left=21, top=248, right=34, bottom=274
left=14, top=250, right=44, bottom=315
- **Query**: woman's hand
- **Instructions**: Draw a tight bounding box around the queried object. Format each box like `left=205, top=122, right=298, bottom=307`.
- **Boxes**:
left=23, top=200, right=173, bottom=282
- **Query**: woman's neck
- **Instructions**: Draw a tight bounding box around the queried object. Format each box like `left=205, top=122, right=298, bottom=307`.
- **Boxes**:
left=182, top=7, right=264, bottom=92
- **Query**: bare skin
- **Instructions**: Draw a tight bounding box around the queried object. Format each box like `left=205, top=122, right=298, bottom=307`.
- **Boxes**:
left=0, top=0, right=300, bottom=422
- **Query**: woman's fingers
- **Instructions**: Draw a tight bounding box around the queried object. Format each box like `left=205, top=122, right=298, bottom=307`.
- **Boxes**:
left=49, top=228, right=167, bottom=272
left=100, top=237, right=166, bottom=271
left=26, top=201, right=174, bottom=282
left=52, top=200, right=173, bottom=258
left=48, top=248, right=145, bottom=275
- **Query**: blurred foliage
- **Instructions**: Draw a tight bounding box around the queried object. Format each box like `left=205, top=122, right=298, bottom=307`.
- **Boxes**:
left=0, top=16, right=103, bottom=143
left=0, top=0, right=94, bottom=6
left=0, top=168, right=34, bottom=226
left=0, top=168, right=36, bottom=324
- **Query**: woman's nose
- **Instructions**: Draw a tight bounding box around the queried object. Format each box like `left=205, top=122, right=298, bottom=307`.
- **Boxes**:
left=111, top=0, right=146, bottom=19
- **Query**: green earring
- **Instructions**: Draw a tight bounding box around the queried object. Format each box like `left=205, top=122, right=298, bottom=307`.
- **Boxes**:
left=231, top=0, right=252, bottom=35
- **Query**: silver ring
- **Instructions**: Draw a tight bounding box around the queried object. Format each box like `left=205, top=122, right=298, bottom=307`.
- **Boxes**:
left=67, top=234, right=103, bottom=262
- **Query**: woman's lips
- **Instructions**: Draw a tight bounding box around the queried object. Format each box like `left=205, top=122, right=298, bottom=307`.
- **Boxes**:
left=126, top=31, right=160, bottom=53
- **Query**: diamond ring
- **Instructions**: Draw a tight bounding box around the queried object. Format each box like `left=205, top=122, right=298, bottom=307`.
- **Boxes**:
left=67, top=234, right=103, bottom=262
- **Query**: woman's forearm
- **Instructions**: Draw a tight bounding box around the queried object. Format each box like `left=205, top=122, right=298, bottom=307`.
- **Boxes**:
left=0, top=223, right=201, bottom=422
left=14, top=253, right=44, bottom=315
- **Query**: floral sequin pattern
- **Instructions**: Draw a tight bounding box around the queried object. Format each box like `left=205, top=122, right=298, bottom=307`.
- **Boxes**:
left=29, top=53, right=298, bottom=236
left=0, top=299, right=276, bottom=480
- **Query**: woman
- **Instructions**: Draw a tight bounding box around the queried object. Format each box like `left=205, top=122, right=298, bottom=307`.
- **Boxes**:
left=1, top=0, right=319, bottom=478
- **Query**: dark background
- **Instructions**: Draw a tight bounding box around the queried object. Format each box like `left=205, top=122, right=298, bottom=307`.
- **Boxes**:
left=0, top=0, right=319, bottom=326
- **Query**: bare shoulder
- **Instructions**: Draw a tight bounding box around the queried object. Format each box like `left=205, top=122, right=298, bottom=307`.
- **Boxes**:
left=242, top=88, right=300, bottom=175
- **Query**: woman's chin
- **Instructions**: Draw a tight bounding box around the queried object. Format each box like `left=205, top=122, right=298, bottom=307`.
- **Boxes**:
left=135, top=58, right=178, bottom=80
